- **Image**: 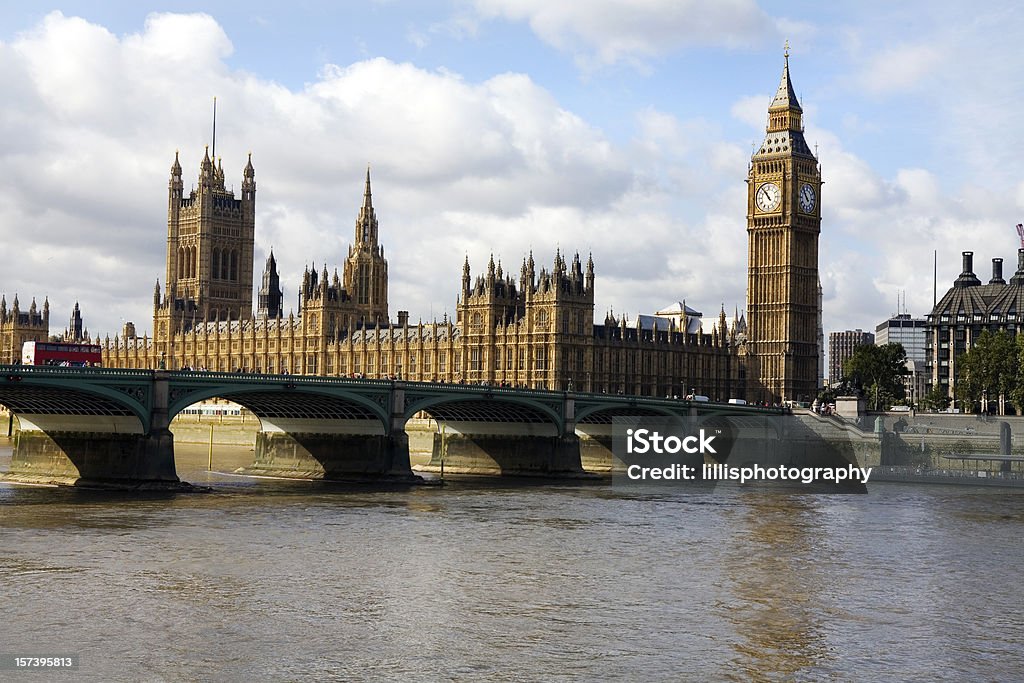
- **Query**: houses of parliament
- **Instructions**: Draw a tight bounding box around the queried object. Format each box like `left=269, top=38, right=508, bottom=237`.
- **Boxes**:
left=1, top=53, right=822, bottom=404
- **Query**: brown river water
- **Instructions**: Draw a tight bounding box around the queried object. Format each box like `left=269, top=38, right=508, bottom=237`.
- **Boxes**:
left=2, top=436, right=1024, bottom=681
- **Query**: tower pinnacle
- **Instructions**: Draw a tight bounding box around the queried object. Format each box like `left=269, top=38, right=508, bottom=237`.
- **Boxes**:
left=363, top=165, right=373, bottom=210
left=770, top=44, right=802, bottom=115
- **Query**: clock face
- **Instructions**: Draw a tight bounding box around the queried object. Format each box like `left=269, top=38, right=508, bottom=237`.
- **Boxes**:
left=799, top=183, right=816, bottom=213
left=755, top=182, right=781, bottom=212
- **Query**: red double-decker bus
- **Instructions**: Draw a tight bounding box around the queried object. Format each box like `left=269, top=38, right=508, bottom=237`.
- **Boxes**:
left=21, top=341, right=103, bottom=367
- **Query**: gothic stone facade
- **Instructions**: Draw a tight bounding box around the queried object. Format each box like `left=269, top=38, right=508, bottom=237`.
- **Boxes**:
left=100, top=156, right=742, bottom=399
left=0, top=295, right=49, bottom=364
left=100, top=53, right=819, bottom=402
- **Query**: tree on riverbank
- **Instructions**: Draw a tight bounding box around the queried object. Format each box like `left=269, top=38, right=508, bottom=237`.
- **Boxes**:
left=955, top=330, right=1024, bottom=414
left=841, top=342, right=909, bottom=411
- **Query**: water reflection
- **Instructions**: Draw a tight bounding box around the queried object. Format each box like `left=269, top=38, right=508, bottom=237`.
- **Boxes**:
left=4, top=434, right=1024, bottom=680
left=721, top=494, right=830, bottom=681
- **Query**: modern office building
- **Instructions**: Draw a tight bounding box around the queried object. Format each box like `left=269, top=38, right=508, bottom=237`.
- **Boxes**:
left=876, top=314, right=926, bottom=363
left=828, top=329, right=874, bottom=387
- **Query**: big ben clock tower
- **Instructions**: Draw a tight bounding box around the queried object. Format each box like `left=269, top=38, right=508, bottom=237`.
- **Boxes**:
left=746, top=46, right=821, bottom=404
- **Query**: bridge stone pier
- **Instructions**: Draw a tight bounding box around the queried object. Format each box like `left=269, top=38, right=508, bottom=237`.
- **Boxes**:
left=1, top=366, right=786, bottom=488
left=0, top=368, right=179, bottom=489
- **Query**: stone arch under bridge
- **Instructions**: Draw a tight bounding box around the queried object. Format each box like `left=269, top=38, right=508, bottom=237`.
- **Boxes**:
left=166, top=372, right=412, bottom=482
left=402, top=386, right=578, bottom=476
left=0, top=367, right=173, bottom=487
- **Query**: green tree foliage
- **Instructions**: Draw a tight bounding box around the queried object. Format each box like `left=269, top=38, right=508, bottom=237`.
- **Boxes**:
left=841, top=343, right=909, bottom=411
left=919, top=385, right=950, bottom=411
left=957, top=330, right=1023, bottom=413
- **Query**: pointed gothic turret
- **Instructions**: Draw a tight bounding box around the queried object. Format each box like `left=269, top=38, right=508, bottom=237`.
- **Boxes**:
left=68, top=301, right=83, bottom=342
left=354, top=166, right=378, bottom=249
left=258, top=249, right=283, bottom=319
left=770, top=44, right=802, bottom=114
left=343, top=167, right=389, bottom=324
left=718, top=305, right=728, bottom=347
left=363, top=166, right=372, bottom=207
left=242, top=152, right=256, bottom=194
left=200, top=144, right=213, bottom=183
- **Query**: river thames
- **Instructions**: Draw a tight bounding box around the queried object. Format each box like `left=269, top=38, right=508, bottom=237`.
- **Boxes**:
left=2, top=437, right=1023, bottom=682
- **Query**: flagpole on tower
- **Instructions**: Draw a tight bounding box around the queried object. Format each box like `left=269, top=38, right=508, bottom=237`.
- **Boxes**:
left=212, top=96, right=217, bottom=161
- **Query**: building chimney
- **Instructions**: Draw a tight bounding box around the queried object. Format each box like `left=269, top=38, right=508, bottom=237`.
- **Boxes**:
left=1012, top=249, right=1024, bottom=285
left=954, top=251, right=981, bottom=288
left=397, top=310, right=409, bottom=327
left=991, top=258, right=1005, bottom=284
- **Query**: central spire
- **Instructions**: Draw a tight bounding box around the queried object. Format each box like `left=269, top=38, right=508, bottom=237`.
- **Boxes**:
left=354, top=165, right=379, bottom=250
left=363, top=165, right=373, bottom=211
left=770, top=43, right=802, bottom=114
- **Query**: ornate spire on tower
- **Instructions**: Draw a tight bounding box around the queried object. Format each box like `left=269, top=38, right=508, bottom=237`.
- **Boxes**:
left=354, top=165, right=379, bottom=249
left=258, top=249, right=283, bottom=320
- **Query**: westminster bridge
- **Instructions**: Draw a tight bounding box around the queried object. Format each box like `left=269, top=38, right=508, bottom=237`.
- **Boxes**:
left=0, top=365, right=784, bottom=488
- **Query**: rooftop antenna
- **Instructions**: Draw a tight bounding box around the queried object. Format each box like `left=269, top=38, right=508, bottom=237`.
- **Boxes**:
left=933, top=250, right=937, bottom=308
left=211, top=96, right=217, bottom=161
left=1016, top=223, right=1024, bottom=249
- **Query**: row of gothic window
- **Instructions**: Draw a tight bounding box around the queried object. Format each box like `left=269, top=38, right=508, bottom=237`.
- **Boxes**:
left=176, top=246, right=240, bottom=282
left=467, top=309, right=587, bottom=334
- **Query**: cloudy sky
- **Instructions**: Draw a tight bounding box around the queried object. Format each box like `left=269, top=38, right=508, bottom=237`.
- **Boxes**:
left=1, top=1, right=1023, bottom=342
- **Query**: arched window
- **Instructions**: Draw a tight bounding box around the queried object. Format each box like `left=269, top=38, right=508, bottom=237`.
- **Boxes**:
left=177, top=248, right=185, bottom=279
left=212, top=248, right=221, bottom=279
left=537, top=310, right=548, bottom=324
left=230, top=250, right=238, bottom=281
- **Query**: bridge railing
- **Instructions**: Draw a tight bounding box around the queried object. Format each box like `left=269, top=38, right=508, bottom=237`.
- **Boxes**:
left=0, top=365, right=785, bottom=414
left=0, top=364, right=153, bottom=379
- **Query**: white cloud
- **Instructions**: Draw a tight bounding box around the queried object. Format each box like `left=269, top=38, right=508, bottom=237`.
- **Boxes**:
left=855, top=42, right=942, bottom=95
left=469, top=0, right=777, bottom=67
left=730, top=95, right=769, bottom=129
left=0, top=12, right=637, bottom=338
